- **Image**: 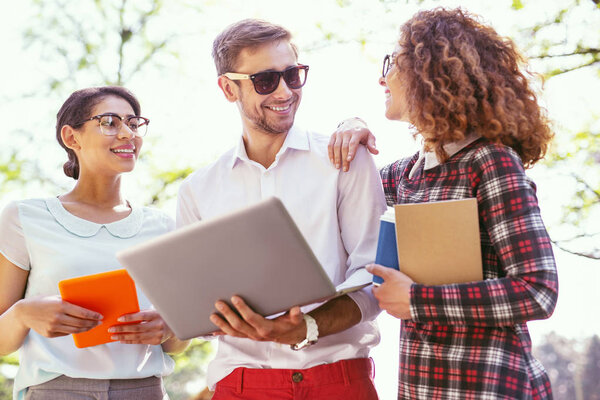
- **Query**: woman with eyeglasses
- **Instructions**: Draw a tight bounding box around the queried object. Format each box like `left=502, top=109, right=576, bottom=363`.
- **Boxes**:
left=329, top=8, right=558, bottom=400
left=0, top=86, right=188, bottom=399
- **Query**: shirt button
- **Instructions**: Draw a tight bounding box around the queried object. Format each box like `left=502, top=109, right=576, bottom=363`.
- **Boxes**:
left=292, top=372, right=303, bottom=383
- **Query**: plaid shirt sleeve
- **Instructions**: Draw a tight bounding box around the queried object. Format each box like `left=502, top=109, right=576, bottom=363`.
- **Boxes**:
left=380, top=160, right=401, bottom=206
left=410, top=146, right=559, bottom=327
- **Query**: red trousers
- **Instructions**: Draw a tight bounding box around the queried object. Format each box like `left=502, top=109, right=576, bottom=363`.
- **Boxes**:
left=212, top=358, right=379, bottom=400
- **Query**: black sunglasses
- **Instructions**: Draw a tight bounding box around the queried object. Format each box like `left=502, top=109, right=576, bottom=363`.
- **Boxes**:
left=223, top=65, right=309, bottom=95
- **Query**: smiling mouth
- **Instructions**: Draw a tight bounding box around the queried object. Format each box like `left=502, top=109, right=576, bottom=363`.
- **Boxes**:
left=111, top=148, right=135, bottom=154
left=266, top=104, right=291, bottom=112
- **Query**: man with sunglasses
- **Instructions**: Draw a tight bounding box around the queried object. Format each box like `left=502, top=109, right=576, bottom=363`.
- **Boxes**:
left=176, top=19, right=386, bottom=400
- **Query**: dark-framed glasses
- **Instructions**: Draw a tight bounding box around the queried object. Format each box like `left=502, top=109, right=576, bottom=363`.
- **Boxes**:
left=78, top=113, right=150, bottom=137
left=223, top=64, right=309, bottom=95
left=382, top=54, right=393, bottom=78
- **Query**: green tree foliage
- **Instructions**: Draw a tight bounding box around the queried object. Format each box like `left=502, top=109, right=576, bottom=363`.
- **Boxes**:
left=0, top=354, right=18, bottom=400
left=517, top=0, right=600, bottom=259
left=23, top=0, right=176, bottom=90
left=164, top=340, right=214, bottom=400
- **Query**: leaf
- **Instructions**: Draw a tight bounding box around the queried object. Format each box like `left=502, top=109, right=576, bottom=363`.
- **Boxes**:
left=512, top=0, right=524, bottom=10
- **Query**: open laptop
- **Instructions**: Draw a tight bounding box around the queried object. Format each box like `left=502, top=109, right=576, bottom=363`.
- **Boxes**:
left=116, top=197, right=370, bottom=340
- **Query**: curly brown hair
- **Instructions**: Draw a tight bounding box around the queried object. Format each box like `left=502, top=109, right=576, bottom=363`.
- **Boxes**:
left=394, top=7, right=552, bottom=167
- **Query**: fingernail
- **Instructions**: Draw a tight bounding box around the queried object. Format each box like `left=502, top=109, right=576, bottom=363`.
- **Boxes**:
left=216, top=303, right=224, bottom=311
left=335, top=163, right=340, bottom=169
left=111, top=336, right=118, bottom=340
left=117, top=317, right=125, bottom=322
left=108, top=327, right=115, bottom=333
left=343, top=166, right=348, bottom=172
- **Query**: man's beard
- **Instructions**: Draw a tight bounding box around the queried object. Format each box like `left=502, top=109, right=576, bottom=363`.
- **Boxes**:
left=239, top=92, right=299, bottom=135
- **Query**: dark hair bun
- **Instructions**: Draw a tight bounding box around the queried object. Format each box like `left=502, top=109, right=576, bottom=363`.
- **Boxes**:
left=63, top=159, right=80, bottom=179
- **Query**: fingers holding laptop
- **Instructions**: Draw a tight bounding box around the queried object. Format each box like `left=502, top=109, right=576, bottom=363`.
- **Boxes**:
left=109, top=309, right=174, bottom=345
left=210, top=296, right=305, bottom=345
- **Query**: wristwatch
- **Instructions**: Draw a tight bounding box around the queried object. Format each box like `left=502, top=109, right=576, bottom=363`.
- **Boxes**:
left=290, top=314, right=319, bottom=351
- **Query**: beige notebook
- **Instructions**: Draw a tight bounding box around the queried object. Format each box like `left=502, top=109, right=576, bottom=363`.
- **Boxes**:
left=394, top=198, right=483, bottom=285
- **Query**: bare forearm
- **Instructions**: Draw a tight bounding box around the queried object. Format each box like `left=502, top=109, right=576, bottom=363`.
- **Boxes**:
left=309, top=294, right=361, bottom=338
left=161, top=337, right=191, bottom=354
left=0, top=301, right=29, bottom=355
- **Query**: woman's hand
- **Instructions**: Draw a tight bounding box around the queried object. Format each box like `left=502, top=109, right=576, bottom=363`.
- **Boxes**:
left=15, top=295, right=102, bottom=338
left=108, top=309, right=174, bottom=346
left=367, top=264, right=414, bottom=320
left=328, top=117, right=378, bottom=172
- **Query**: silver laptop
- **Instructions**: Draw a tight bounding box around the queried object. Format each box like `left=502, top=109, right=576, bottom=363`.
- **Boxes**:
left=116, top=197, right=370, bottom=340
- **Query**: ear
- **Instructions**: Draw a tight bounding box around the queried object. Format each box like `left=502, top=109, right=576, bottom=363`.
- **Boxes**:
left=217, top=76, right=239, bottom=103
left=60, top=125, right=81, bottom=151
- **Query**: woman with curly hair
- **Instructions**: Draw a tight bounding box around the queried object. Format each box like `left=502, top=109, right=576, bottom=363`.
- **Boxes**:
left=329, top=8, right=558, bottom=400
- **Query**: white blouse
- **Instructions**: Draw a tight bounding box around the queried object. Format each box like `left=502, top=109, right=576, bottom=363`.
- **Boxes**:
left=0, top=197, right=175, bottom=400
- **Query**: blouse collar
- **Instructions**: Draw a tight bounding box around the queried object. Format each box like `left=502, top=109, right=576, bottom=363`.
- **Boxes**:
left=408, top=133, right=481, bottom=179
left=45, top=197, right=143, bottom=238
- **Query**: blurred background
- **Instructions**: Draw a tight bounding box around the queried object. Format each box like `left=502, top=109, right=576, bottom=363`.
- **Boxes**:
left=0, top=0, right=598, bottom=399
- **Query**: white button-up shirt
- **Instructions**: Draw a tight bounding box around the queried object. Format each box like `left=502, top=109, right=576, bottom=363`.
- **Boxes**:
left=176, top=125, right=387, bottom=389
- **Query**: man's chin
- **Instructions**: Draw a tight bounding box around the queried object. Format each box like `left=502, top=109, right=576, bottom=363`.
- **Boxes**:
left=261, top=119, right=295, bottom=135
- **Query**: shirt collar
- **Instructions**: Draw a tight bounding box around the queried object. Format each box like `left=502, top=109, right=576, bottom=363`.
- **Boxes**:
left=45, top=197, right=144, bottom=238
left=423, top=132, right=481, bottom=170
left=228, top=125, right=310, bottom=169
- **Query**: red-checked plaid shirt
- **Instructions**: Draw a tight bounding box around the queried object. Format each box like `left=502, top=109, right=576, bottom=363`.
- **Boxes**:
left=380, top=138, right=558, bottom=400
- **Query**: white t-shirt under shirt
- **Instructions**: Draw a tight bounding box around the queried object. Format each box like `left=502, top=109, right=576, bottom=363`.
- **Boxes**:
left=0, top=197, right=175, bottom=400
left=176, top=125, right=388, bottom=389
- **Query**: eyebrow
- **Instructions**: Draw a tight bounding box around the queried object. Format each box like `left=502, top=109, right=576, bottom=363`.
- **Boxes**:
left=96, top=112, right=136, bottom=118
left=253, top=64, right=299, bottom=75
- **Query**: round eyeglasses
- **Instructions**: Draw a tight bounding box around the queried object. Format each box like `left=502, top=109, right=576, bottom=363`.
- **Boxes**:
left=77, top=113, right=150, bottom=137
left=382, top=54, right=393, bottom=78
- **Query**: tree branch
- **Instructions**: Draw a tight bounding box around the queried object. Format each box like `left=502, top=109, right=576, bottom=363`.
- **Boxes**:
left=532, top=48, right=600, bottom=59
left=551, top=240, right=600, bottom=260
left=571, top=173, right=600, bottom=201
left=545, top=59, right=600, bottom=77
left=117, top=0, right=128, bottom=85
left=127, top=39, right=170, bottom=79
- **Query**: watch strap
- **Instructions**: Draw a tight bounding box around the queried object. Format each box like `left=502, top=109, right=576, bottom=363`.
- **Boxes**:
left=290, top=314, right=319, bottom=351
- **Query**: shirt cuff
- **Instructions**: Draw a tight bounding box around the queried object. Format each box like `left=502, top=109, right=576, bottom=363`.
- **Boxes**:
left=346, top=285, right=381, bottom=323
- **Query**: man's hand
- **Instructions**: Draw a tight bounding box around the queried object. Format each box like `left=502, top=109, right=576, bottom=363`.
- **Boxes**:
left=210, top=296, right=305, bottom=345
left=367, top=264, right=414, bottom=320
left=328, top=117, right=378, bottom=172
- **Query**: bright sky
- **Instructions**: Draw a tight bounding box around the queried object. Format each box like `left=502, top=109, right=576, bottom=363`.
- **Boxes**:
left=1, top=1, right=599, bottom=398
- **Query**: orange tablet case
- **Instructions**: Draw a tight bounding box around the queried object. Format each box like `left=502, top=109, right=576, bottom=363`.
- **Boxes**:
left=58, top=269, right=140, bottom=348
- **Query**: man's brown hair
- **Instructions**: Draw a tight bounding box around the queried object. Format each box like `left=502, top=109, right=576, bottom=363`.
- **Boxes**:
left=212, top=19, right=298, bottom=75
